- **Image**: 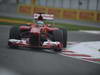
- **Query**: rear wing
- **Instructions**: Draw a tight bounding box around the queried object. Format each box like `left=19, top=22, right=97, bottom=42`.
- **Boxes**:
left=33, top=13, right=54, bottom=20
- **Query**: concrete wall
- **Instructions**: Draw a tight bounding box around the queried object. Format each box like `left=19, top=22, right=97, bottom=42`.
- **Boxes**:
left=70, top=0, right=79, bottom=9
left=0, top=0, right=99, bottom=13
left=63, top=0, right=70, bottom=8
left=36, top=0, right=99, bottom=11
left=97, top=0, right=100, bottom=10
left=89, top=0, right=97, bottom=10
left=0, top=0, right=18, bottom=13
left=79, top=0, right=88, bottom=10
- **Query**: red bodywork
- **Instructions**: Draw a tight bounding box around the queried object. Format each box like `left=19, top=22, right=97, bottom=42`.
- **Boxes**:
left=20, top=24, right=59, bottom=34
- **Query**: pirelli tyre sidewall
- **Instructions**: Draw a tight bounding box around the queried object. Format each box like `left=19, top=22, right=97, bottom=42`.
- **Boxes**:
left=8, top=26, right=21, bottom=48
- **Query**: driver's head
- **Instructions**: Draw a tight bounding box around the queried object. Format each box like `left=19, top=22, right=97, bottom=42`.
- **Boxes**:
left=36, top=13, right=44, bottom=26
left=36, top=20, right=44, bottom=27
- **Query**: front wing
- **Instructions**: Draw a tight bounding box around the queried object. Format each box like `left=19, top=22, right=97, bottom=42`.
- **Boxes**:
left=8, top=39, right=63, bottom=49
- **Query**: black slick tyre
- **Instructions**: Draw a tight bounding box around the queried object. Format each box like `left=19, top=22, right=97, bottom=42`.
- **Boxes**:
left=53, top=30, right=63, bottom=52
left=8, top=26, right=20, bottom=48
left=61, top=28, right=67, bottom=48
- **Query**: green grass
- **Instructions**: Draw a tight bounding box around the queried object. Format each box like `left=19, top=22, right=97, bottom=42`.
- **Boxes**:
left=1, top=16, right=100, bottom=31
left=45, top=21, right=100, bottom=31
left=54, top=23, right=100, bottom=31
left=0, top=22, right=21, bottom=25
left=0, top=16, right=33, bottom=22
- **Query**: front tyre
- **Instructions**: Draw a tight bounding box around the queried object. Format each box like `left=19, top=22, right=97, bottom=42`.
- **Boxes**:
left=52, top=30, right=63, bottom=52
left=8, top=26, right=21, bottom=48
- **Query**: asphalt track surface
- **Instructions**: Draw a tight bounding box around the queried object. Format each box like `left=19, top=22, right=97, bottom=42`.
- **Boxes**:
left=0, top=25, right=100, bottom=75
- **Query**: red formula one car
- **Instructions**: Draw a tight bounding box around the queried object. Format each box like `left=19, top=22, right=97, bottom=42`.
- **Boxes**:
left=8, top=14, right=67, bottom=51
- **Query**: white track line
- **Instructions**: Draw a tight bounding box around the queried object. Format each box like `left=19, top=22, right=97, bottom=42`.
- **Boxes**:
left=79, top=30, right=100, bottom=34
left=59, top=53, right=100, bottom=65
left=60, top=41, right=100, bottom=64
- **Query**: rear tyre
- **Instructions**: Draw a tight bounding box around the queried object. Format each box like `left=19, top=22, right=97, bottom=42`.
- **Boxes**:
left=8, top=26, right=21, bottom=48
left=53, top=30, right=63, bottom=52
left=61, top=28, right=67, bottom=48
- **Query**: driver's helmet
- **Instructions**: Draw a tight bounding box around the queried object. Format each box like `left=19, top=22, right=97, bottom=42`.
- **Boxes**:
left=37, top=20, right=44, bottom=26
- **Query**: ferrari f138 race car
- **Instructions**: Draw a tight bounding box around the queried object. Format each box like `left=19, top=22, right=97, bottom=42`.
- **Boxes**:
left=8, top=13, right=67, bottom=51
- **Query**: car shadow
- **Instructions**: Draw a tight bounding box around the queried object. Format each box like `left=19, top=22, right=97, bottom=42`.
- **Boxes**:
left=7, top=46, right=58, bottom=54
